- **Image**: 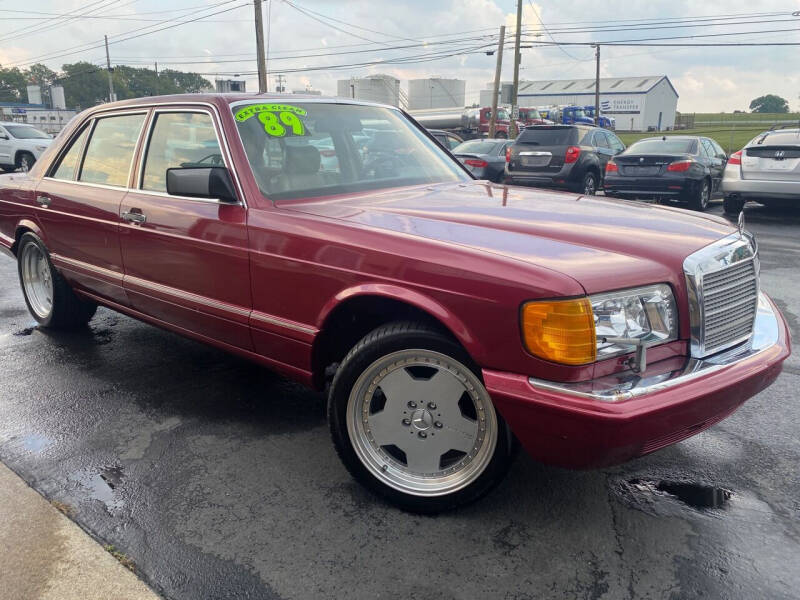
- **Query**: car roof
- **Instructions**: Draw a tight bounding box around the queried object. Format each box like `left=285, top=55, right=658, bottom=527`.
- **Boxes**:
left=82, top=93, right=397, bottom=113
left=634, top=136, right=703, bottom=142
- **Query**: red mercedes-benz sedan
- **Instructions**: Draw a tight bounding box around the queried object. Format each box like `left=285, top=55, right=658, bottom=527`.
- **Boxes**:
left=0, top=94, right=790, bottom=512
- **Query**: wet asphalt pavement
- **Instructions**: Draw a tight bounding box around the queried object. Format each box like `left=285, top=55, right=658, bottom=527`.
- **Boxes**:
left=0, top=200, right=798, bottom=600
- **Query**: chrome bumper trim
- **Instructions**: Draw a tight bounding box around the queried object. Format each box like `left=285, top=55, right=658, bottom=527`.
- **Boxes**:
left=528, top=293, right=780, bottom=403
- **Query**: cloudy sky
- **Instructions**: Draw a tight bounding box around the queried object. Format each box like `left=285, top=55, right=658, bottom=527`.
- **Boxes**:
left=1, top=0, right=799, bottom=112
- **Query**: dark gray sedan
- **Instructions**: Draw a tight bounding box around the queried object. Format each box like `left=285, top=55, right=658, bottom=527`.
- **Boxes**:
left=452, top=138, right=511, bottom=183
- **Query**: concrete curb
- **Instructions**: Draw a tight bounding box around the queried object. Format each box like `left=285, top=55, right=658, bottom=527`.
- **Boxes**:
left=0, top=461, right=161, bottom=600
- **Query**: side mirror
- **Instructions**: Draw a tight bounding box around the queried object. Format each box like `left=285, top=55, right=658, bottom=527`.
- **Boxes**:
left=166, top=167, right=238, bottom=203
left=0, top=134, right=8, bottom=140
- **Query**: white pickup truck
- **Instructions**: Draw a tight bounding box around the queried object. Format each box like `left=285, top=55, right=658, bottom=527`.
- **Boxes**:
left=0, top=122, right=53, bottom=172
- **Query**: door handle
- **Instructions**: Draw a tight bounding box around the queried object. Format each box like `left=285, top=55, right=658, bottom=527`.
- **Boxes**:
left=36, top=195, right=51, bottom=208
left=121, top=210, right=146, bottom=224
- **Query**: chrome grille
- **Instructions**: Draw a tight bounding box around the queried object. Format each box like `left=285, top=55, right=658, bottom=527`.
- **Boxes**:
left=683, top=233, right=759, bottom=357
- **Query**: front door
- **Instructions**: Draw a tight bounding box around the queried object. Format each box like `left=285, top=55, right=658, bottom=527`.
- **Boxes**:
left=0, top=125, right=14, bottom=166
left=119, top=109, right=252, bottom=350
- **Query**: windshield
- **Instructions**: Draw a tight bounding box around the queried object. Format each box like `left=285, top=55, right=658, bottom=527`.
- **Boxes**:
left=5, top=125, right=50, bottom=139
left=453, top=140, right=502, bottom=155
left=571, top=108, right=586, bottom=119
left=495, top=108, right=510, bottom=121
left=233, top=102, right=468, bottom=200
left=627, top=138, right=697, bottom=154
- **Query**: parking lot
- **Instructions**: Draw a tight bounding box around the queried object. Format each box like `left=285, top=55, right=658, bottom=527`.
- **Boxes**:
left=0, top=199, right=798, bottom=600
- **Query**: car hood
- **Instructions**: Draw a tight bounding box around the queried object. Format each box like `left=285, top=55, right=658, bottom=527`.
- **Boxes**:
left=278, top=181, right=735, bottom=294
left=17, top=137, right=52, bottom=148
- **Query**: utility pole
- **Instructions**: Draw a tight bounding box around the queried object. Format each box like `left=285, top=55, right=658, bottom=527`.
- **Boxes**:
left=488, top=25, right=506, bottom=138
left=104, top=35, right=115, bottom=102
left=254, top=0, right=268, bottom=93
left=509, top=0, right=523, bottom=139
left=154, top=61, right=158, bottom=95
left=275, top=74, right=286, bottom=93
left=594, top=44, right=600, bottom=126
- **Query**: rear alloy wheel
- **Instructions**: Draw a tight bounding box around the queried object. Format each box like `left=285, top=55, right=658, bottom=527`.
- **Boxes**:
left=723, top=195, right=746, bottom=215
left=328, top=322, right=515, bottom=513
left=578, top=171, right=598, bottom=195
left=688, top=178, right=710, bottom=211
left=17, top=233, right=97, bottom=329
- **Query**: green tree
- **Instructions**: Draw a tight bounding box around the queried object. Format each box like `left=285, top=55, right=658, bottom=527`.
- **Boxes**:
left=749, top=94, right=789, bottom=113
left=161, top=69, right=212, bottom=93
left=60, top=62, right=112, bottom=109
left=0, top=66, right=27, bottom=102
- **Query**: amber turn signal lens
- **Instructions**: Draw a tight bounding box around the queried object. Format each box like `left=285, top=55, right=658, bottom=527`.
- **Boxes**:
left=522, top=298, right=597, bottom=365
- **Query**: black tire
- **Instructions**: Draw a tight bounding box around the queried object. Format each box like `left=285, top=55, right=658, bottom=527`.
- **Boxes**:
left=0, top=165, right=16, bottom=173
left=328, top=321, right=517, bottom=513
left=723, top=195, right=746, bottom=215
left=688, top=178, right=711, bottom=211
left=16, top=232, right=97, bottom=329
left=495, top=131, right=508, bottom=139
left=574, top=170, right=598, bottom=195
left=16, top=151, right=35, bottom=172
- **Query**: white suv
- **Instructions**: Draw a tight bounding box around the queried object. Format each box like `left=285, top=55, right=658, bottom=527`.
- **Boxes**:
left=0, top=122, right=53, bottom=172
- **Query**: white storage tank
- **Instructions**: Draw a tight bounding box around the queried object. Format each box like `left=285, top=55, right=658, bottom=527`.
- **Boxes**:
left=336, top=74, right=400, bottom=106
left=407, top=78, right=466, bottom=110
left=50, top=85, right=66, bottom=109
left=27, top=85, right=42, bottom=105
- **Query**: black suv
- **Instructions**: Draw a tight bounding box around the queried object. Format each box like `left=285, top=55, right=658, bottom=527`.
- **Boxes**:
left=505, top=125, right=625, bottom=195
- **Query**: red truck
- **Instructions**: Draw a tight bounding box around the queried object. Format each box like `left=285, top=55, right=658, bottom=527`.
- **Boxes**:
left=0, top=94, right=790, bottom=513
left=409, top=106, right=514, bottom=139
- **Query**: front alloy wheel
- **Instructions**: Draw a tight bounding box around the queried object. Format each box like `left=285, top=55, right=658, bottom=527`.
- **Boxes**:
left=328, top=322, right=515, bottom=513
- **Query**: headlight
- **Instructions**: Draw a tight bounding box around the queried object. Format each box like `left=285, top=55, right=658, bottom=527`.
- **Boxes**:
left=521, top=284, right=677, bottom=365
left=590, top=284, right=677, bottom=359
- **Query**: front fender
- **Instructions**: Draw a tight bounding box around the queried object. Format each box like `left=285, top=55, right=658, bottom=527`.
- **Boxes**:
left=316, top=283, right=486, bottom=362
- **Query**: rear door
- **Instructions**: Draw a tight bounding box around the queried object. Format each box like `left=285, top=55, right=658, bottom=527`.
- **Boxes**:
left=591, top=129, right=613, bottom=172
left=36, top=112, right=147, bottom=305
left=741, top=131, right=800, bottom=182
left=119, top=108, right=252, bottom=350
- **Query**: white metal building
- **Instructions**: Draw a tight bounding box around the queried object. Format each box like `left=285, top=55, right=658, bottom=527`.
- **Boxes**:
left=508, top=75, right=678, bottom=131
left=407, top=78, right=466, bottom=110
left=336, top=74, right=400, bottom=106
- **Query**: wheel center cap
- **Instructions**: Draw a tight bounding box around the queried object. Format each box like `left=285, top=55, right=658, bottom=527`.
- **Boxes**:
left=410, top=408, right=433, bottom=431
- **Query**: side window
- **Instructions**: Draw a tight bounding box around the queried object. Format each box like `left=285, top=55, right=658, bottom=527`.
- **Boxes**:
left=700, top=139, right=714, bottom=158
left=711, top=139, right=726, bottom=159
left=606, top=132, right=624, bottom=153
left=80, top=114, right=145, bottom=187
left=447, top=135, right=460, bottom=150
left=51, top=126, right=90, bottom=181
left=594, top=131, right=610, bottom=148
left=142, top=112, right=221, bottom=192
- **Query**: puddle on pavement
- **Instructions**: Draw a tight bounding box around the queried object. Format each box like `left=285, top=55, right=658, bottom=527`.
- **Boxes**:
left=655, top=480, right=731, bottom=509
left=74, top=466, right=125, bottom=510
left=21, top=433, right=52, bottom=452
left=619, top=478, right=732, bottom=511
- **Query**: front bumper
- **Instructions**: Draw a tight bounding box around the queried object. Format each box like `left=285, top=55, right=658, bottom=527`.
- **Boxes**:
left=484, top=293, right=790, bottom=469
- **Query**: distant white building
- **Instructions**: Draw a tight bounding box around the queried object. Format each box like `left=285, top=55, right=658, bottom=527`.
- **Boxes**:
left=407, top=78, right=466, bottom=110
left=215, top=79, right=246, bottom=93
left=509, top=75, right=678, bottom=131
left=336, top=74, right=400, bottom=106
